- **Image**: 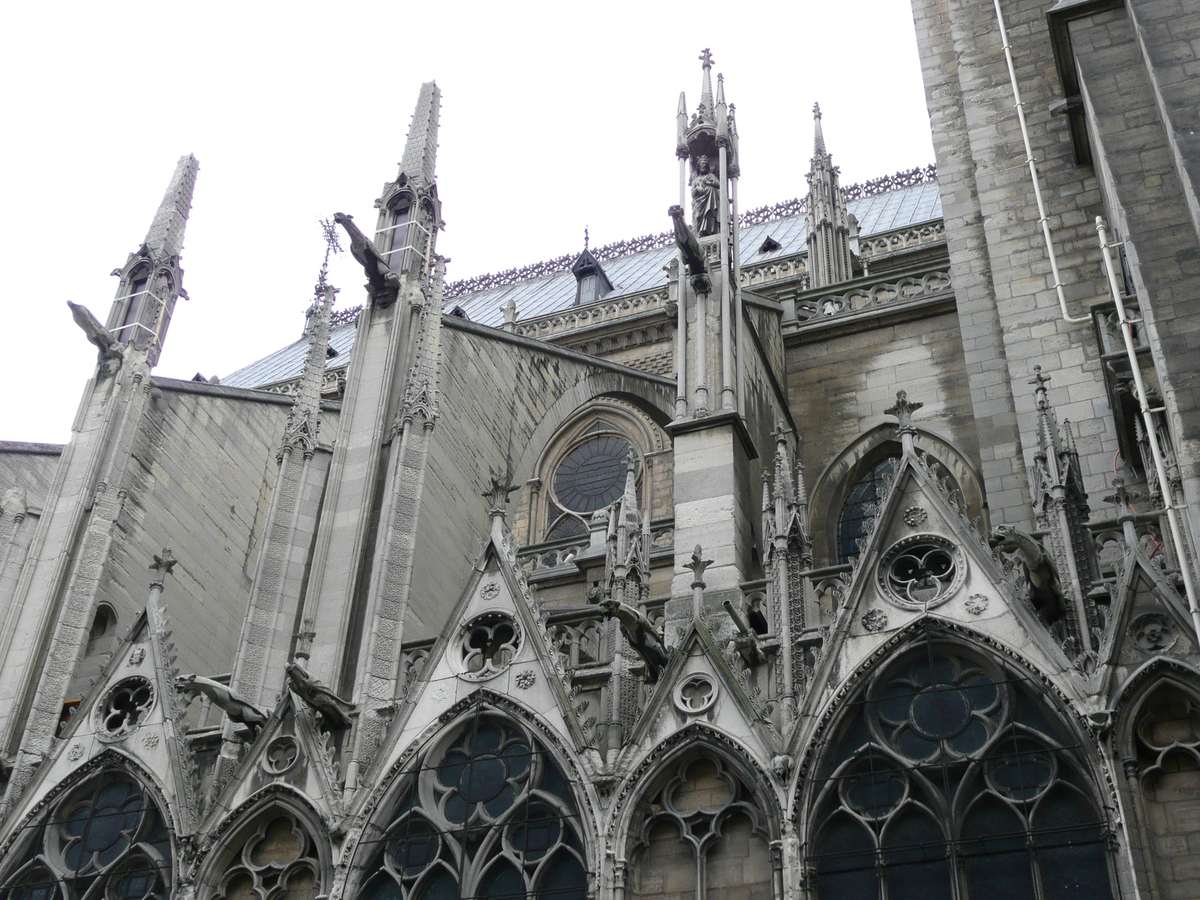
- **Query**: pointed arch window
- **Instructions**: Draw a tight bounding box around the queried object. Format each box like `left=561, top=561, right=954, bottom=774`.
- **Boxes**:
left=208, top=810, right=322, bottom=900
left=807, top=645, right=1115, bottom=900
left=117, top=266, right=151, bottom=342
left=0, top=770, right=172, bottom=900
left=836, top=454, right=901, bottom=563
left=626, top=753, right=773, bottom=899
left=359, top=713, right=587, bottom=900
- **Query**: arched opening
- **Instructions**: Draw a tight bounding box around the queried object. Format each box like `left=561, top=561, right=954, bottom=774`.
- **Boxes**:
left=203, top=805, right=325, bottom=900
left=836, top=452, right=902, bottom=564
left=0, top=767, right=172, bottom=900
left=357, top=709, right=588, bottom=900
left=86, top=605, right=117, bottom=657
left=626, top=751, right=773, bottom=900
left=1128, top=680, right=1200, bottom=899
left=805, top=642, right=1115, bottom=900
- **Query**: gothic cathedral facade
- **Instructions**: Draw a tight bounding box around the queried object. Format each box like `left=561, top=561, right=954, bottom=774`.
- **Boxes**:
left=2, top=1, right=1200, bottom=898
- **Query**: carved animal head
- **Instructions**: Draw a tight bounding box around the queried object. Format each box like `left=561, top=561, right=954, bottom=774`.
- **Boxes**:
left=988, top=524, right=1019, bottom=552
left=598, top=597, right=619, bottom=618
left=174, top=674, right=197, bottom=693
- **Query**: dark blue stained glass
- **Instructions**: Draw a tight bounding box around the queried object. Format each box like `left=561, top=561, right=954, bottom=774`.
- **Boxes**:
left=895, top=727, right=938, bottom=761
left=991, top=750, right=1054, bottom=801
left=413, top=869, right=458, bottom=900
left=911, top=685, right=972, bottom=739
left=6, top=867, right=58, bottom=900
left=883, top=810, right=951, bottom=900
left=962, top=797, right=1035, bottom=899
left=111, top=857, right=160, bottom=900
left=845, top=767, right=905, bottom=818
left=502, top=742, right=532, bottom=779
left=460, top=756, right=508, bottom=804
left=511, top=807, right=559, bottom=861
left=1032, top=789, right=1111, bottom=899
left=389, top=822, right=440, bottom=876
left=553, top=436, right=636, bottom=515
left=536, top=852, right=587, bottom=900
left=479, top=861, right=524, bottom=899
left=363, top=876, right=401, bottom=900
left=814, top=827, right=879, bottom=900
left=948, top=717, right=989, bottom=755
left=962, top=672, right=999, bottom=710
left=837, top=455, right=900, bottom=563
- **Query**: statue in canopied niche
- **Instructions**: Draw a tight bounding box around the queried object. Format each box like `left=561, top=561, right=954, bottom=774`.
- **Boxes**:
left=691, top=154, right=721, bottom=236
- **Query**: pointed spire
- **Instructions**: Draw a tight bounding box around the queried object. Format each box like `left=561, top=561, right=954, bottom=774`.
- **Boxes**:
left=698, top=48, right=715, bottom=124
left=144, top=155, right=199, bottom=259
left=676, top=91, right=689, bottom=158
left=398, top=82, right=440, bottom=189
left=805, top=103, right=855, bottom=287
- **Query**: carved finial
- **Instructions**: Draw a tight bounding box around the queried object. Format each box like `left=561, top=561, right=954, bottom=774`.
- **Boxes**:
left=771, top=420, right=792, bottom=447
left=684, top=544, right=714, bottom=589
left=885, top=390, right=924, bottom=436
left=1029, top=365, right=1053, bottom=410
left=1103, top=477, right=1142, bottom=521
left=813, top=102, right=826, bottom=155
left=813, top=102, right=822, bottom=120
left=149, top=549, right=178, bottom=589
left=700, top=47, right=713, bottom=69
left=500, top=296, right=518, bottom=332
left=483, top=472, right=518, bottom=517
left=584, top=226, right=589, bottom=251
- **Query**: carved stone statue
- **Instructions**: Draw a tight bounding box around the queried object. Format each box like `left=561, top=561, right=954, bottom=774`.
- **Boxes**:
left=333, top=212, right=401, bottom=308
left=668, top=206, right=709, bottom=286
left=67, top=301, right=124, bottom=376
left=989, top=525, right=1065, bottom=620
left=599, top=597, right=669, bottom=682
left=690, top=154, right=721, bottom=236
left=286, top=662, right=357, bottom=730
left=176, top=675, right=267, bottom=738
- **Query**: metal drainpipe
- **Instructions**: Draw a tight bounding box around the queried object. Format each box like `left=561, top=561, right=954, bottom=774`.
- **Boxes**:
left=993, top=0, right=1090, bottom=325
left=1096, top=216, right=1200, bottom=644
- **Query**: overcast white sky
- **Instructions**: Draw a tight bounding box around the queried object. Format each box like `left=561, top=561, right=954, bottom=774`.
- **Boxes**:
left=2, top=0, right=935, bottom=445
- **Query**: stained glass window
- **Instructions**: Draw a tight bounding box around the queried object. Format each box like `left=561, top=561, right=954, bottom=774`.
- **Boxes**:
left=552, top=435, right=636, bottom=516
left=809, top=646, right=1114, bottom=900
left=360, top=714, right=587, bottom=900
left=0, top=772, right=171, bottom=900
left=837, top=455, right=900, bottom=563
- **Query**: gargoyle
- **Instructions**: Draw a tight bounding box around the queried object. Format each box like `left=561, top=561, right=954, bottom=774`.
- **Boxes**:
left=668, top=205, right=710, bottom=286
left=176, top=675, right=267, bottom=739
left=68, top=301, right=124, bottom=376
left=333, top=212, right=401, bottom=308
left=989, top=525, right=1065, bottom=621
left=600, top=597, right=669, bottom=682
left=286, top=662, right=357, bottom=730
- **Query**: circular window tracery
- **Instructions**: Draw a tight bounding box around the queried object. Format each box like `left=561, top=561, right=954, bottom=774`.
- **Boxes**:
left=0, top=772, right=172, bottom=900
left=361, top=715, right=586, bottom=900
left=552, top=435, right=637, bottom=515
left=97, top=677, right=155, bottom=741
left=673, top=674, right=718, bottom=714
left=878, top=535, right=965, bottom=610
left=459, top=613, right=520, bottom=680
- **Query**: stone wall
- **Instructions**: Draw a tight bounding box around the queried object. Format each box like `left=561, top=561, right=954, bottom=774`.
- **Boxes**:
left=403, top=320, right=676, bottom=641
left=785, top=306, right=978, bottom=565
left=98, top=381, right=309, bottom=677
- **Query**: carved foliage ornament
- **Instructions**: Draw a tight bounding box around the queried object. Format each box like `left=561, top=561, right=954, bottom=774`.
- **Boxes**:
left=1130, top=613, right=1178, bottom=654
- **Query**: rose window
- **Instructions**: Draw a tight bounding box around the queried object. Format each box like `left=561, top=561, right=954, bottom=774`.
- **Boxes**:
left=808, top=646, right=1114, bottom=900
left=878, top=536, right=964, bottom=609
left=0, top=772, right=171, bottom=900
left=674, top=674, right=718, bottom=714
left=360, top=716, right=586, bottom=900
left=460, top=613, right=519, bottom=680
left=545, top=433, right=640, bottom=541
left=98, top=677, right=155, bottom=740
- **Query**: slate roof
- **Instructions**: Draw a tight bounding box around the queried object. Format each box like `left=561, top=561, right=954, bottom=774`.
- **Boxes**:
left=223, top=179, right=941, bottom=389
